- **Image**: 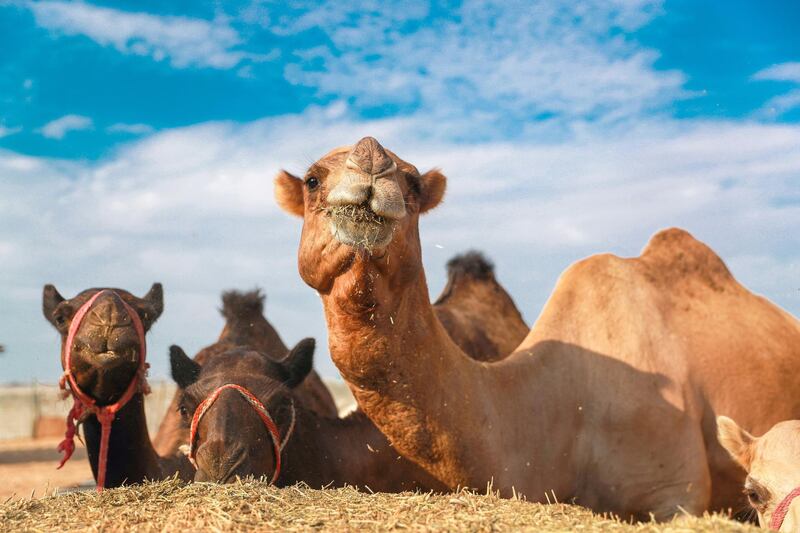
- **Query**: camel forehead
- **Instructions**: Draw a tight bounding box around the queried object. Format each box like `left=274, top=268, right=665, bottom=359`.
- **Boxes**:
left=755, top=422, right=800, bottom=460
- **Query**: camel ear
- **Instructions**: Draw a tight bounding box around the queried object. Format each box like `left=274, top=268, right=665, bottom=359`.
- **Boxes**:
left=136, top=283, right=164, bottom=330
left=418, top=168, right=446, bottom=214
left=170, top=345, right=201, bottom=389
left=279, top=338, right=315, bottom=388
left=717, top=416, right=756, bottom=470
left=42, top=284, right=68, bottom=331
left=275, top=170, right=305, bottom=217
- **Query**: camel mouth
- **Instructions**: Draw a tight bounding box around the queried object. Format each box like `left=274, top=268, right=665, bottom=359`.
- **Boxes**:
left=323, top=203, right=396, bottom=250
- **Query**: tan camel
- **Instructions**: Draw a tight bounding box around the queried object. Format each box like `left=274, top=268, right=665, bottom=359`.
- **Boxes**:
left=718, top=416, right=800, bottom=531
left=42, top=284, right=193, bottom=487
left=152, top=290, right=337, bottom=456
left=274, top=136, right=800, bottom=521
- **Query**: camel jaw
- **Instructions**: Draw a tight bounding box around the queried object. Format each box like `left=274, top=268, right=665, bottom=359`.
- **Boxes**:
left=324, top=204, right=397, bottom=251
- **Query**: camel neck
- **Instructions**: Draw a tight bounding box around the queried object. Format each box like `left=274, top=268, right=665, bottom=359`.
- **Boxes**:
left=320, top=256, right=581, bottom=496
left=81, top=393, right=162, bottom=488
left=279, top=407, right=442, bottom=492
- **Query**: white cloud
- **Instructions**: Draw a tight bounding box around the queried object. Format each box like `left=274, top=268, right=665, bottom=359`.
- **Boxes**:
left=38, top=114, right=93, bottom=139
left=26, top=1, right=270, bottom=70
left=0, top=124, right=22, bottom=138
left=107, top=122, right=155, bottom=135
left=753, top=62, right=800, bottom=83
left=2, top=108, right=799, bottom=384
left=277, top=0, right=685, bottom=132
left=753, top=62, right=800, bottom=118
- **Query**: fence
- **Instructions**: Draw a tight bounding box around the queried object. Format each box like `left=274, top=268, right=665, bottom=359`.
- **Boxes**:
left=0, top=380, right=356, bottom=441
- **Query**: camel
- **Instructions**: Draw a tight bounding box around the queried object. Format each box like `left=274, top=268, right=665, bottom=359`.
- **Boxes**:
left=273, top=136, right=800, bottom=520
left=169, top=342, right=446, bottom=491
left=432, top=251, right=528, bottom=362
left=152, top=290, right=337, bottom=456
left=42, top=284, right=193, bottom=488
left=718, top=416, right=800, bottom=531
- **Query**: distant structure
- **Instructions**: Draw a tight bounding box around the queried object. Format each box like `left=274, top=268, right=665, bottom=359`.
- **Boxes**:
left=0, top=344, right=4, bottom=354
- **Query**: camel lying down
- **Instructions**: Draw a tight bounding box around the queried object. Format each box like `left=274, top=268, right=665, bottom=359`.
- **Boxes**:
left=718, top=416, right=800, bottom=531
left=274, top=135, right=800, bottom=521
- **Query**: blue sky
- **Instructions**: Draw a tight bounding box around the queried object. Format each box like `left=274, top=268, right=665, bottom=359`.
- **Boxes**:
left=1, top=0, right=799, bottom=383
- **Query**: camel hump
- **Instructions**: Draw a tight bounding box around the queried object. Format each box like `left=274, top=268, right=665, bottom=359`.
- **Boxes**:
left=445, top=250, right=495, bottom=282
left=220, top=289, right=266, bottom=322
left=639, top=228, right=734, bottom=289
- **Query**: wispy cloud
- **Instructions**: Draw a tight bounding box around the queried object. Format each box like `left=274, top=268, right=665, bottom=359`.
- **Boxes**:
left=753, top=62, right=800, bottom=83
left=26, top=1, right=270, bottom=70
left=0, top=124, right=22, bottom=138
left=277, top=0, right=685, bottom=136
left=38, top=114, right=93, bottom=139
left=2, top=108, right=799, bottom=382
left=107, top=122, right=155, bottom=135
left=753, top=62, right=800, bottom=118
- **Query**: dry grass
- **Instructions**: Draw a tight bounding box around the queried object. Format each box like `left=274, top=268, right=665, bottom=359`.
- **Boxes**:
left=0, top=478, right=759, bottom=533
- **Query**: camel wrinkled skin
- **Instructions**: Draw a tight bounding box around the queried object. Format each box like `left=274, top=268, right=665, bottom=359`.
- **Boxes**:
left=718, top=416, right=800, bottom=530
left=274, top=136, right=800, bottom=521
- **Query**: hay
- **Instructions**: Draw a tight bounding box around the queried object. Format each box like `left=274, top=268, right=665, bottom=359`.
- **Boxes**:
left=323, top=204, right=394, bottom=250
left=0, top=479, right=759, bottom=532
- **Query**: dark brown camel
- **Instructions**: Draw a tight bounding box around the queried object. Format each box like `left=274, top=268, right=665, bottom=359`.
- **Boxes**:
left=152, top=290, right=337, bottom=456
left=170, top=343, right=446, bottom=491
left=164, top=257, right=523, bottom=489
left=42, top=284, right=193, bottom=488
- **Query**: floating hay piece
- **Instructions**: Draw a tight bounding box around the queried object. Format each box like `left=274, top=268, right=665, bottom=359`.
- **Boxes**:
left=0, top=478, right=759, bottom=532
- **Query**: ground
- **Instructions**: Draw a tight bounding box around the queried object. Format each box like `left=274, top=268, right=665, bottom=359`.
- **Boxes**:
left=0, top=479, right=760, bottom=532
left=0, top=437, right=92, bottom=500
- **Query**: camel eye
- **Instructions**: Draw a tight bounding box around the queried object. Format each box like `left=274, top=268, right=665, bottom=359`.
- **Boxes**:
left=179, top=405, right=189, bottom=418
left=744, top=486, right=768, bottom=510
left=305, top=176, right=319, bottom=190
left=55, top=314, right=66, bottom=326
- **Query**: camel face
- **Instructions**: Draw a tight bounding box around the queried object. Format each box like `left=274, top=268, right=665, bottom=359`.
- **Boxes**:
left=718, top=416, right=800, bottom=529
left=42, top=283, right=163, bottom=405
left=274, top=137, right=446, bottom=292
left=170, top=340, right=314, bottom=483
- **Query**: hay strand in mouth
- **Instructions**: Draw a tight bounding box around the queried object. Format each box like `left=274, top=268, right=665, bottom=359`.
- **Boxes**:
left=323, top=204, right=394, bottom=251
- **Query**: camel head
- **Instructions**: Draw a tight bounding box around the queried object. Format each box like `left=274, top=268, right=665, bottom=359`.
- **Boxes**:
left=42, top=284, right=163, bottom=405
left=274, top=136, right=446, bottom=293
left=170, top=339, right=315, bottom=483
left=718, top=416, right=800, bottom=530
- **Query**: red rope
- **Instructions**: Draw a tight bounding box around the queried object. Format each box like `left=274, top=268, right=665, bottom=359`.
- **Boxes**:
left=56, top=289, right=149, bottom=492
left=770, top=486, right=800, bottom=530
left=187, top=383, right=293, bottom=484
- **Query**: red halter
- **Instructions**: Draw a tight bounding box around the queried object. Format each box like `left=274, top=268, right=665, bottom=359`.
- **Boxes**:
left=187, top=383, right=295, bottom=484
left=770, top=487, right=800, bottom=530
left=56, top=289, right=150, bottom=492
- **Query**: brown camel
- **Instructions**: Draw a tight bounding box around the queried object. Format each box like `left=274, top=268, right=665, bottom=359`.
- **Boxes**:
left=433, top=251, right=527, bottom=362
left=42, top=284, right=193, bottom=488
left=718, top=416, right=800, bottom=531
left=169, top=343, right=446, bottom=491
left=274, top=136, right=800, bottom=521
left=152, top=290, right=337, bottom=456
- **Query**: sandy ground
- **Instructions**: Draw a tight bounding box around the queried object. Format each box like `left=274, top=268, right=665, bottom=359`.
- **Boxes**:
left=0, top=437, right=92, bottom=500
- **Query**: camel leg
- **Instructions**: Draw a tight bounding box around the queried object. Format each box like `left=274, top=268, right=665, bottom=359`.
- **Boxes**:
left=580, top=416, right=711, bottom=521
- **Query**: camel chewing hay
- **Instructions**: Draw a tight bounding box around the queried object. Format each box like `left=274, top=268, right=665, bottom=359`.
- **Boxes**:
left=0, top=479, right=758, bottom=532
